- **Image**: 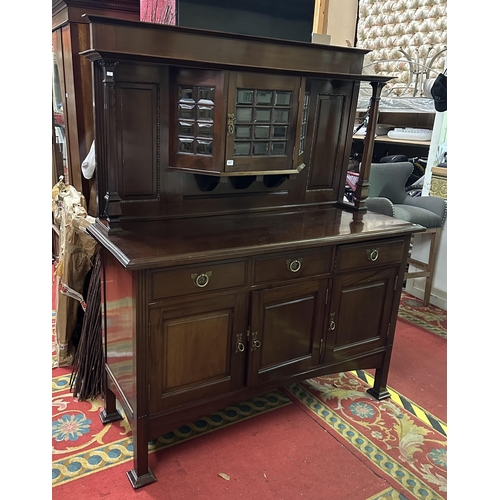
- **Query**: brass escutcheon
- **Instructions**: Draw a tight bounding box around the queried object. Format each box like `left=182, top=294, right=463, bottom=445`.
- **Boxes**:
left=191, top=271, right=213, bottom=288
left=286, top=258, right=303, bottom=273
left=366, top=248, right=380, bottom=262
left=227, top=113, right=235, bottom=136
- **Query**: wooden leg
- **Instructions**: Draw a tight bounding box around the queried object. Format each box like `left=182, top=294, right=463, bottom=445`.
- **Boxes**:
left=126, top=416, right=157, bottom=489
left=422, top=228, right=440, bottom=307
left=99, top=379, right=123, bottom=424
left=366, top=348, right=392, bottom=401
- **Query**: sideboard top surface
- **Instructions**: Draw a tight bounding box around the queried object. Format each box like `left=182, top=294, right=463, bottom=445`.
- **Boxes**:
left=88, top=207, right=422, bottom=270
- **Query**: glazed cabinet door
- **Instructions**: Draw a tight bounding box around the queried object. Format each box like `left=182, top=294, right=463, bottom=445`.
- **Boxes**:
left=323, top=266, right=399, bottom=364
left=247, top=280, right=327, bottom=386
left=148, top=293, right=247, bottom=413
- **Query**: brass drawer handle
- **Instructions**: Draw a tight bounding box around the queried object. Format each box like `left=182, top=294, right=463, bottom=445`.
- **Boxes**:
left=286, top=258, right=303, bottom=273
left=191, top=271, right=212, bottom=288
left=366, top=248, right=380, bottom=262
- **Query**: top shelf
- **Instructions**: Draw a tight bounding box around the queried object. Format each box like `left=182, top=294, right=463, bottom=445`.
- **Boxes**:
left=353, top=134, right=431, bottom=146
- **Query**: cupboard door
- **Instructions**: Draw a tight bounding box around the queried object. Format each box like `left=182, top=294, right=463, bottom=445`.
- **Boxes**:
left=148, top=293, right=247, bottom=413
left=324, top=267, right=398, bottom=364
left=225, top=72, right=302, bottom=173
left=247, top=280, right=327, bottom=386
left=169, top=68, right=227, bottom=174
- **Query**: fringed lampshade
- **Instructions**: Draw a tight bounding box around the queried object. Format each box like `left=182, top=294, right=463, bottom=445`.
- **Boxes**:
left=140, top=0, right=177, bottom=25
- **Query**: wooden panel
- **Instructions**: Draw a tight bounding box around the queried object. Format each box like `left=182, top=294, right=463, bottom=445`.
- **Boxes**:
left=163, top=311, right=230, bottom=390
left=253, top=247, right=332, bottom=285
left=335, top=238, right=406, bottom=272
left=150, top=259, right=247, bottom=300
left=116, top=82, right=158, bottom=198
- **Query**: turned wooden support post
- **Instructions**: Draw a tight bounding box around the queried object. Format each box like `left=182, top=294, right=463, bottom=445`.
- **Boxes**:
left=354, top=80, right=386, bottom=210
left=98, top=59, right=123, bottom=233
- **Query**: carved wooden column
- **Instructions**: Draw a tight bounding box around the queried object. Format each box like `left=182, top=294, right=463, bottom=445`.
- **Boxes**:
left=354, top=80, right=385, bottom=210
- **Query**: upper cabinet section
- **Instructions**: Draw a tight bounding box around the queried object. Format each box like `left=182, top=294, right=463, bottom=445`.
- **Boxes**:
left=169, top=68, right=305, bottom=176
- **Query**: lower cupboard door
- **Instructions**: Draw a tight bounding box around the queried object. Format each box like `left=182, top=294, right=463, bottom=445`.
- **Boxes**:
left=148, top=293, right=247, bottom=413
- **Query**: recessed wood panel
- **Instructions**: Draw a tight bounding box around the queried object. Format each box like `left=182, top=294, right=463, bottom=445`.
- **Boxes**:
left=261, top=295, right=315, bottom=368
left=116, top=82, right=158, bottom=198
left=163, top=311, right=230, bottom=391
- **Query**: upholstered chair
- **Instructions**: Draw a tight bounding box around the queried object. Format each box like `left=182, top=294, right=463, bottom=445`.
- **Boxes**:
left=365, top=162, right=447, bottom=306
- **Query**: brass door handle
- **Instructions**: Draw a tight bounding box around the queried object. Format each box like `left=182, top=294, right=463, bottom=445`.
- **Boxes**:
left=286, top=258, right=303, bottom=273
left=236, top=333, right=245, bottom=353
left=329, top=312, right=336, bottom=331
left=366, top=248, right=379, bottom=262
left=251, top=331, right=261, bottom=351
left=227, top=113, right=235, bottom=136
left=191, top=271, right=213, bottom=288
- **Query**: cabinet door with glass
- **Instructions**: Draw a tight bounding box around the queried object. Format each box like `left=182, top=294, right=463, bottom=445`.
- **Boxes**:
left=169, top=68, right=306, bottom=176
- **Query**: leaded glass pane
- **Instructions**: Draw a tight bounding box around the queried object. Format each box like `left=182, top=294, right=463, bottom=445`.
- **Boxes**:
left=197, top=123, right=213, bottom=138
left=273, top=126, right=287, bottom=138
left=275, top=91, right=291, bottom=106
left=179, top=122, right=195, bottom=136
left=235, top=125, right=252, bottom=139
left=236, top=107, right=252, bottom=122
left=256, top=90, right=273, bottom=105
left=273, top=109, right=289, bottom=123
left=253, top=142, right=269, bottom=156
left=254, top=126, right=270, bottom=139
left=198, top=106, right=214, bottom=121
left=237, top=89, right=254, bottom=104
left=179, top=87, right=195, bottom=103
left=234, top=142, right=251, bottom=156
left=196, top=140, right=213, bottom=155
left=255, top=108, right=271, bottom=122
left=271, top=142, right=286, bottom=155
left=178, top=138, right=194, bottom=153
left=179, top=104, right=195, bottom=120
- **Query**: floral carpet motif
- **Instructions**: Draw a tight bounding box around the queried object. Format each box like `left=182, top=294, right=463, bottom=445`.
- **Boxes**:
left=398, top=292, right=447, bottom=338
left=286, top=372, right=447, bottom=500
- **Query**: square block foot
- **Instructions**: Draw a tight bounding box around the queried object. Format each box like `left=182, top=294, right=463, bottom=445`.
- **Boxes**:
left=99, top=409, right=123, bottom=425
left=126, top=468, right=157, bottom=489
left=366, top=387, right=391, bottom=401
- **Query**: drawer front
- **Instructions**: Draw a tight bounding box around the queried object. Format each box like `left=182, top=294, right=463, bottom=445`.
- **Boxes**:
left=253, top=247, right=332, bottom=285
left=335, top=239, right=406, bottom=272
left=151, top=260, right=247, bottom=300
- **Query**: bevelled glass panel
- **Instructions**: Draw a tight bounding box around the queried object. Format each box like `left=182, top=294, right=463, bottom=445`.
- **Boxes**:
left=235, top=125, right=251, bottom=139
left=253, top=142, right=269, bottom=156
left=299, top=138, right=305, bottom=154
left=179, top=121, right=195, bottom=136
left=198, top=87, right=215, bottom=104
left=236, top=107, right=252, bottom=122
left=271, top=141, right=286, bottom=155
left=237, top=89, right=254, bottom=104
left=254, top=126, right=270, bottom=139
left=273, top=125, right=287, bottom=138
left=178, top=138, right=194, bottom=153
left=275, top=91, right=291, bottom=106
left=179, top=104, right=195, bottom=120
left=179, top=87, right=195, bottom=103
left=197, top=105, right=214, bottom=121
left=197, top=123, right=213, bottom=138
left=273, top=109, right=289, bottom=123
left=256, top=90, right=273, bottom=105
left=196, top=140, right=213, bottom=155
left=255, top=108, right=271, bottom=122
left=234, top=142, right=251, bottom=156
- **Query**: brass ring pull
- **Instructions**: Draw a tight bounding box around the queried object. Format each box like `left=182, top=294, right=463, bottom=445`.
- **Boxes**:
left=329, top=313, right=336, bottom=331
left=366, top=248, right=379, bottom=262
left=227, top=113, right=235, bottom=136
left=237, top=342, right=245, bottom=352
left=251, top=331, right=261, bottom=350
left=191, top=271, right=213, bottom=288
left=286, top=258, right=303, bottom=273
left=236, top=333, right=245, bottom=352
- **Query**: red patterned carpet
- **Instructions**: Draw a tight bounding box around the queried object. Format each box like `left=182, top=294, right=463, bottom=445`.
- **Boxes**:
left=52, top=285, right=446, bottom=500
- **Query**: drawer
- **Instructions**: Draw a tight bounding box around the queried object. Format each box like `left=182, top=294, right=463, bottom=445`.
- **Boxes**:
left=151, top=260, right=247, bottom=300
left=253, top=247, right=332, bottom=285
left=335, top=239, right=406, bottom=272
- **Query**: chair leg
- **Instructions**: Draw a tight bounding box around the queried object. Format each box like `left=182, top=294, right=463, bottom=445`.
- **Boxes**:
left=422, top=228, right=441, bottom=306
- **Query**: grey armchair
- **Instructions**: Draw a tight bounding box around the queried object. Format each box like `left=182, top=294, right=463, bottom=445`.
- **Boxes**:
left=365, top=162, right=447, bottom=306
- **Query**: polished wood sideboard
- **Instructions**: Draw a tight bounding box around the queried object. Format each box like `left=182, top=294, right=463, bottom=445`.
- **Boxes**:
left=81, top=15, right=423, bottom=489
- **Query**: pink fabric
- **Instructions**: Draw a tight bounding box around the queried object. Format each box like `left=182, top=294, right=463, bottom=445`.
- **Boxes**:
left=140, top=0, right=177, bottom=25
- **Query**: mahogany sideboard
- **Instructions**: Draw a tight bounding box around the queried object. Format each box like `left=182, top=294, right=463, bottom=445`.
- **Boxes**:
left=81, top=15, right=424, bottom=489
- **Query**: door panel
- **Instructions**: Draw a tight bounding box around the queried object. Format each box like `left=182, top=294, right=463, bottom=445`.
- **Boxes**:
left=149, top=293, right=247, bottom=413
left=248, top=280, right=327, bottom=386
left=324, top=267, right=398, bottom=363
